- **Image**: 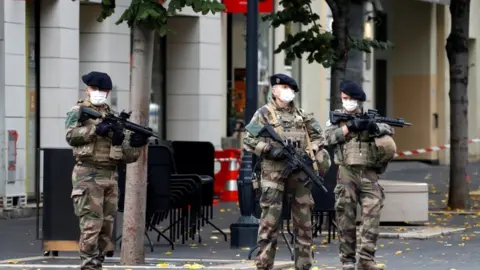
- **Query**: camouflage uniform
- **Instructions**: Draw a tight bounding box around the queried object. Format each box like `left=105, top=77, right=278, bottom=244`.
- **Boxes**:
left=324, top=109, right=396, bottom=270
left=244, top=99, right=330, bottom=270
left=65, top=98, right=141, bottom=270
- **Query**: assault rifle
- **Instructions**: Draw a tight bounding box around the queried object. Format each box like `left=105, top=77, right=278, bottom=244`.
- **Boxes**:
left=330, top=109, right=412, bottom=127
left=256, top=124, right=328, bottom=193
left=78, top=106, right=160, bottom=138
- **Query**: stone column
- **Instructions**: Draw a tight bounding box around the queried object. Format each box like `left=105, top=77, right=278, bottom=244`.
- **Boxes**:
left=166, top=14, right=224, bottom=147
left=2, top=0, right=27, bottom=198
left=39, top=0, right=80, bottom=148
left=79, top=0, right=131, bottom=112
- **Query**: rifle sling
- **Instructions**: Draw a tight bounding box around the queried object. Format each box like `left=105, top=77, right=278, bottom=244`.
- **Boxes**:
left=266, top=103, right=318, bottom=171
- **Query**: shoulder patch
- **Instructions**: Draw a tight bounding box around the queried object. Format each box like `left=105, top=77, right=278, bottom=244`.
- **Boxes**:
left=259, top=105, right=269, bottom=115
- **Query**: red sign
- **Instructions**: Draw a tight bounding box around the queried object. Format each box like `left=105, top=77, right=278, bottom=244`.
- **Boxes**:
left=223, top=0, right=273, bottom=14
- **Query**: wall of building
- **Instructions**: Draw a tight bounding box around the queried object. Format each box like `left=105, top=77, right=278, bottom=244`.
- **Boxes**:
left=467, top=0, right=480, bottom=161
left=436, top=4, right=450, bottom=164
left=79, top=1, right=131, bottom=112
left=389, top=0, right=439, bottom=161
left=165, top=14, right=226, bottom=148
left=3, top=0, right=28, bottom=196
left=299, top=0, right=329, bottom=127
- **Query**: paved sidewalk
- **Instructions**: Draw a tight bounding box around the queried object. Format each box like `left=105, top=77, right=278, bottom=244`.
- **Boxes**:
left=0, top=206, right=479, bottom=269
left=0, top=161, right=480, bottom=269
left=381, top=161, right=480, bottom=210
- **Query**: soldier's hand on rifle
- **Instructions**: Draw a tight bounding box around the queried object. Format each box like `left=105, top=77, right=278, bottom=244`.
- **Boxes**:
left=346, top=118, right=370, bottom=132
left=95, top=121, right=111, bottom=137
left=367, top=120, right=379, bottom=134
left=266, top=145, right=287, bottom=161
left=111, top=125, right=125, bottom=146
left=129, top=133, right=149, bottom=147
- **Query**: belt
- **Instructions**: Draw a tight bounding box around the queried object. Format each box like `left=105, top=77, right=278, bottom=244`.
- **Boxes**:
left=76, top=161, right=117, bottom=171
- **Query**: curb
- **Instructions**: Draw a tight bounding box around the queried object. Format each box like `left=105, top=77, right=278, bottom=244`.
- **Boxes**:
left=0, top=207, right=42, bottom=220
left=429, top=210, right=480, bottom=215
left=379, top=227, right=465, bottom=239
left=212, top=226, right=466, bottom=240
left=0, top=256, right=294, bottom=270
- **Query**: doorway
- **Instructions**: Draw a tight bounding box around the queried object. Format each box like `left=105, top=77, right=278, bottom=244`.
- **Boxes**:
left=374, top=60, right=387, bottom=116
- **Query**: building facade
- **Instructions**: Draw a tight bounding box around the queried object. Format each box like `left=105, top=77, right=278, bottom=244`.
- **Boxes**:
left=0, top=0, right=225, bottom=198
left=1, top=0, right=480, bottom=199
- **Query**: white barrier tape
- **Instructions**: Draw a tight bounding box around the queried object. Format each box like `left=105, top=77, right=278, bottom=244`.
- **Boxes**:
left=395, top=138, right=480, bottom=157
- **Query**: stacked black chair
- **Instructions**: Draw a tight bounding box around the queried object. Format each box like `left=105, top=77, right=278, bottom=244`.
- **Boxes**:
left=170, top=141, right=227, bottom=242
left=146, top=141, right=227, bottom=248
left=116, top=144, right=174, bottom=251
left=147, top=143, right=204, bottom=246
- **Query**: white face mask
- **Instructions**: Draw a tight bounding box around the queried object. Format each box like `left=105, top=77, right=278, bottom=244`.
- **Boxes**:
left=342, top=99, right=358, bottom=112
left=89, top=90, right=108, bottom=106
left=277, top=88, right=295, bottom=103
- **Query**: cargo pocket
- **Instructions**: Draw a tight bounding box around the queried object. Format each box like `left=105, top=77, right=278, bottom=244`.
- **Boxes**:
left=71, top=187, right=88, bottom=217
left=259, top=187, right=283, bottom=208
left=379, top=184, right=386, bottom=209
left=333, top=184, right=346, bottom=212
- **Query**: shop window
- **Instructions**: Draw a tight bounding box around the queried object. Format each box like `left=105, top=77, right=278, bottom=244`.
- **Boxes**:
left=150, top=35, right=167, bottom=139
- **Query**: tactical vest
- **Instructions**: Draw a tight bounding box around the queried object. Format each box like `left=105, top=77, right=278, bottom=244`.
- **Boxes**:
left=72, top=100, right=120, bottom=169
left=261, top=103, right=310, bottom=174
left=334, top=123, right=378, bottom=168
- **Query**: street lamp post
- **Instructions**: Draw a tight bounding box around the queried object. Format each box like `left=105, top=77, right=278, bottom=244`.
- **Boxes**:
left=229, top=0, right=260, bottom=248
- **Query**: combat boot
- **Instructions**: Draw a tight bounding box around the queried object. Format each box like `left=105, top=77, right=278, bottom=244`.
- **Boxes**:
left=341, top=262, right=355, bottom=270
left=357, top=260, right=384, bottom=270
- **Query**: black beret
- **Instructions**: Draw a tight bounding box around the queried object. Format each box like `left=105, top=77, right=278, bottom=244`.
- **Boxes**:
left=82, top=71, right=113, bottom=90
left=270, top=73, right=299, bottom=92
left=340, top=80, right=366, bottom=102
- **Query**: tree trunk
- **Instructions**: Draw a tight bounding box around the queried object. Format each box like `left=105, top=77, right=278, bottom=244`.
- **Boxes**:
left=120, top=25, right=154, bottom=264
left=446, top=0, right=470, bottom=210
left=327, top=0, right=350, bottom=111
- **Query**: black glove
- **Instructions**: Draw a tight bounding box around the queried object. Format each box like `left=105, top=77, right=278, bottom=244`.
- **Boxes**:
left=266, top=146, right=287, bottom=161
left=129, top=133, right=149, bottom=147
left=367, top=121, right=379, bottom=134
left=346, top=118, right=370, bottom=132
left=111, top=126, right=125, bottom=146
left=95, top=122, right=111, bottom=137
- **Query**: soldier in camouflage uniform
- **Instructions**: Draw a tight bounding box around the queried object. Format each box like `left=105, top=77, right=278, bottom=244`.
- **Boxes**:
left=324, top=80, right=396, bottom=270
left=244, top=74, right=331, bottom=270
left=65, top=71, right=149, bottom=270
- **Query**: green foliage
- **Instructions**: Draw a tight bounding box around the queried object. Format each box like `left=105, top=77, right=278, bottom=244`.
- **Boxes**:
left=263, top=0, right=393, bottom=68
left=97, top=0, right=225, bottom=36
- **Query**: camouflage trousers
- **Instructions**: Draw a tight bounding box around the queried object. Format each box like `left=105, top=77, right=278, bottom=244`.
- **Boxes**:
left=334, top=166, right=385, bottom=264
left=71, top=164, right=119, bottom=270
left=256, top=171, right=314, bottom=270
